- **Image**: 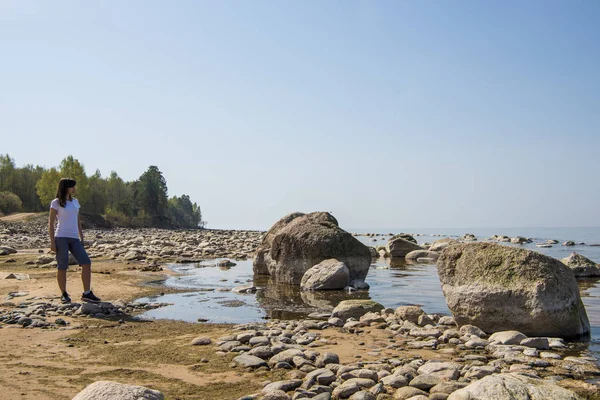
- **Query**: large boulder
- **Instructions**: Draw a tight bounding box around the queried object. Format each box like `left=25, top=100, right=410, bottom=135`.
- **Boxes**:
left=448, top=373, right=582, bottom=400
left=300, top=259, right=350, bottom=290
left=253, top=212, right=371, bottom=285
left=386, top=237, right=422, bottom=258
left=561, top=252, right=600, bottom=277
left=72, top=381, right=164, bottom=400
left=437, top=243, right=590, bottom=339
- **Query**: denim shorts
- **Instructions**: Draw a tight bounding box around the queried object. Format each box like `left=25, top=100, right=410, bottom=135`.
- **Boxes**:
left=55, top=237, right=91, bottom=270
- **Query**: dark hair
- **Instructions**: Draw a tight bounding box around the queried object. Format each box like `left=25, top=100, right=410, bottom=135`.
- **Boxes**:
left=56, top=178, right=76, bottom=208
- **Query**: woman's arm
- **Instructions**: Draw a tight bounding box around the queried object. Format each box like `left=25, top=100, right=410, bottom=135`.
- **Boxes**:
left=49, top=208, right=57, bottom=252
left=78, top=214, right=84, bottom=246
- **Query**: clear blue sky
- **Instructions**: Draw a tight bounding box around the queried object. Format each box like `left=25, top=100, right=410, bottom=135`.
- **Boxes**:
left=2, top=1, right=599, bottom=230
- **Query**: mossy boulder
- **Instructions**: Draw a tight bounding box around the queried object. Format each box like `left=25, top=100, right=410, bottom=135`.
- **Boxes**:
left=437, top=242, right=590, bottom=339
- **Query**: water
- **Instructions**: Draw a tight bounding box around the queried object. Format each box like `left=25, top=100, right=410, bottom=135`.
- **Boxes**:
left=135, top=227, right=600, bottom=364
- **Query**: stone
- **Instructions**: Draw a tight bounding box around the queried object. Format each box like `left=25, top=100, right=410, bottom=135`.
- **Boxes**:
left=429, top=238, right=457, bottom=252
left=332, top=300, right=384, bottom=321
left=191, top=337, right=212, bottom=346
left=447, top=373, right=583, bottom=400
left=269, top=349, right=305, bottom=367
left=72, top=380, right=164, bottom=400
left=409, top=374, right=442, bottom=390
left=488, top=330, right=527, bottom=345
left=262, top=390, right=291, bottom=400
left=406, top=250, right=440, bottom=262
left=300, top=259, right=350, bottom=290
left=520, top=337, right=550, bottom=350
left=561, top=252, right=600, bottom=277
left=394, top=386, right=427, bottom=400
left=333, top=379, right=375, bottom=399
left=348, top=392, right=376, bottom=400
left=380, top=374, right=408, bottom=388
left=395, top=306, right=425, bottom=323
left=233, top=354, right=268, bottom=369
left=262, top=380, right=302, bottom=394
left=387, top=237, right=422, bottom=258
left=430, top=382, right=468, bottom=394
left=253, top=212, right=371, bottom=285
left=80, top=302, right=102, bottom=315
left=315, top=352, right=339, bottom=367
left=437, top=243, right=590, bottom=339
left=464, top=366, right=497, bottom=379
left=417, top=361, right=460, bottom=381
left=459, top=325, right=486, bottom=338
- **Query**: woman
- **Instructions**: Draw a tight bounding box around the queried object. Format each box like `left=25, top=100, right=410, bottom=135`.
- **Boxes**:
left=49, top=178, right=101, bottom=304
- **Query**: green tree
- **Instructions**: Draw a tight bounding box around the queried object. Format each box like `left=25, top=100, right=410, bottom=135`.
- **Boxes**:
left=83, top=169, right=107, bottom=214
left=134, top=166, right=168, bottom=218
left=0, top=154, right=16, bottom=193
left=0, top=191, right=22, bottom=214
left=36, top=167, right=61, bottom=207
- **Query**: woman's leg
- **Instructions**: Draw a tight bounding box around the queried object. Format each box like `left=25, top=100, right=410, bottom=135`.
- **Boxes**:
left=55, top=238, right=69, bottom=293
left=81, top=264, right=91, bottom=292
left=69, top=238, right=92, bottom=292
left=57, top=269, right=67, bottom=293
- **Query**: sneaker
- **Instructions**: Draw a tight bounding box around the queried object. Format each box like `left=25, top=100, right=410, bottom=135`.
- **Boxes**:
left=61, top=292, right=71, bottom=303
left=81, top=291, right=101, bottom=303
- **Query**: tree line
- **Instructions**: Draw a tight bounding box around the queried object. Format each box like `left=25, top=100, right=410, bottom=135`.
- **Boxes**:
left=0, top=154, right=204, bottom=228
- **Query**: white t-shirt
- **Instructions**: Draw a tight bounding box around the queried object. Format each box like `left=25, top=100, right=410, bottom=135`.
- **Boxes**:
left=50, top=198, right=81, bottom=239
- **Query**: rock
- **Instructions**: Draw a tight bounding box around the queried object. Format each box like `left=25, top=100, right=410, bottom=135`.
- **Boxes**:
left=387, top=237, right=422, bottom=258
left=436, top=242, right=590, bottom=339
left=417, top=361, right=460, bottom=380
left=394, top=386, right=428, bottom=399
left=315, top=352, right=339, bottom=367
left=390, top=233, right=417, bottom=244
left=300, top=259, right=350, bottom=290
left=262, top=380, right=302, bottom=394
left=430, top=382, right=468, bottom=394
left=234, top=354, right=268, bottom=369
left=510, top=236, right=532, bottom=244
left=410, top=374, right=442, bottom=390
left=380, top=374, right=408, bottom=388
left=520, top=337, right=550, bottom=350
left=253, top=212, right=371, bottom=285
left=72, top=380, right=164, bottom=400
left=218, top=259, right=237, bottom=267
left=561, top=252, right=600, bottom=277
left=191, top=337, right=212, bottom=346
left=36, top=255, right=54, bottom=265
left=332, top=300, right=384, bottom=321
left=80, top=302, right=102, bottom=315
left=488, top=330, right=527, bottom=345
left=262, top=390, right=291, bottom=400
left=464, top=366, right=497, bottom=379
left=459, top=325, right=486, bottom=338
left=406, top=250, right=440, bottom=262
left=438, top=316, right=456, bottom=326
left=447, top=373, right=582, bottom=400
left=348, top=391, right=376, bottom=400
left=268, top=349, right=305, bottom=367
left=333, top=379, right=375, bottom=399
left=429, top=238, right=457, bottom=252
left=0, top=246, right=17, bottom=255
left=395, top=306, right=425, bottom=323
left=563, top=241, right=576, bottom=246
